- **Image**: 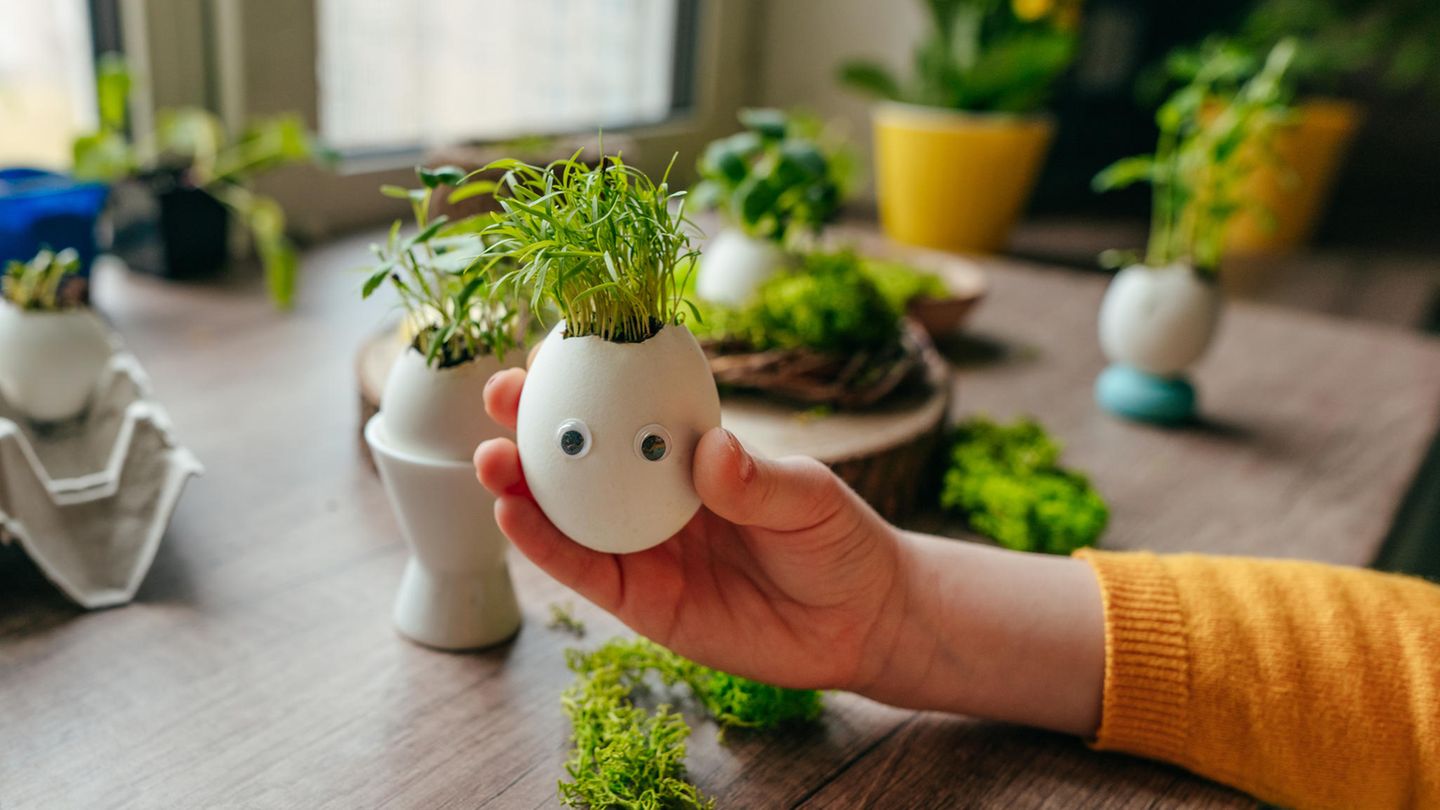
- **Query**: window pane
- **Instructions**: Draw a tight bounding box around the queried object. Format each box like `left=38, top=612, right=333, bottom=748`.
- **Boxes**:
left=316, top=0, right=681, bottom=153
left=0, top=0, right=97, bottom=168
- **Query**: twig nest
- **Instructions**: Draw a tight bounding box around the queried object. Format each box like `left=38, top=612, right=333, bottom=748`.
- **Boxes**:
left=517, top=323, right=721, bottom=554
left=701, top=320, right=931, bottom=410
left=695, top=228, right=792, bottom=306
left=0, top=305, right=115, bottom=423
left=380, top=346, right=515, bottom=461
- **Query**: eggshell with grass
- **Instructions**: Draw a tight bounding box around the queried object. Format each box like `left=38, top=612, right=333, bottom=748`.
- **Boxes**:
left=516, top=322, right=721, bottom=554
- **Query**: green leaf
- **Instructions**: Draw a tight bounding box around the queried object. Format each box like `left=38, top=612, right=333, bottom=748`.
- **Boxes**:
left=739, top=107, right=788, bottom=139
left=418, top=164, right=467, bottom=189
left=1092, top=156, right=1156, bottom=192
left=445, top=180, right=499, bottom=205
left=837, top=60, right=904, bottom=100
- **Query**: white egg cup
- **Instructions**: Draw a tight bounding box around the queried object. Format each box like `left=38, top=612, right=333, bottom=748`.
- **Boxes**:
left=695, top=227, right=792, bottom=306
left=366, top=347, right=523, bottom=650
left=516, top=322, right=721, bottom=554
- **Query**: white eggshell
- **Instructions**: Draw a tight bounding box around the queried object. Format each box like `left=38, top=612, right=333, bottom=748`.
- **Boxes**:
left=381, top=346, right=516, bottom=461
left=0, top=304, right=115, bottom=422
left=1098, top=264, right=1222, bottom=376
left=696, top=228, right=791, bottom=306
left=517, top=323, right=721, bottom=554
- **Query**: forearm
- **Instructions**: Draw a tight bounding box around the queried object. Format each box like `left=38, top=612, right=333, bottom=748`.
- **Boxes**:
left=851, top=531, right=1105, bottom=736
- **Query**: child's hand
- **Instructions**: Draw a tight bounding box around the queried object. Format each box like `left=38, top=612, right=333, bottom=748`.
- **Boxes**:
left=473, top=366, right=910, bottom=693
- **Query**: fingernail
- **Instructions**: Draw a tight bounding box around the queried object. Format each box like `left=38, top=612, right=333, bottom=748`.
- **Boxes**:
left=724, top=429, right=755, bottom=483
left=483, top=373, right=499, bottom=393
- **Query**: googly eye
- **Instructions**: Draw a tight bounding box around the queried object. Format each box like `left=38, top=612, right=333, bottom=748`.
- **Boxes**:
left=556, top=419, right=591, bottom=458
left=634, top=424, right=672, bottom=462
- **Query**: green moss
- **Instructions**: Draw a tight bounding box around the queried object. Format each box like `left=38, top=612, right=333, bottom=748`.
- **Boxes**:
left=693, top=250, right=900, bottom=355
left=559, top=638, right=822, bottom=809
left=940, top=417, right=1109, bottom=555
left=858, top=258, right=949, bottom=317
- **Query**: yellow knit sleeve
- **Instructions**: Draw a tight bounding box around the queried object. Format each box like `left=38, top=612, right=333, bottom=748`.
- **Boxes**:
left=1074, top=549, right=1440, bottom=810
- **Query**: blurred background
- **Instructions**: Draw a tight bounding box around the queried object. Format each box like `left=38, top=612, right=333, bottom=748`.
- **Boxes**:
left=2, top=0, right=1438, bottom=327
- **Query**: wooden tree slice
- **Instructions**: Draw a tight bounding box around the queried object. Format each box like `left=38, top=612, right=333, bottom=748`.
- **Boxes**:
left=721, top=329, right=951, bottom=521
left=359, top=321, right=951, bottom=520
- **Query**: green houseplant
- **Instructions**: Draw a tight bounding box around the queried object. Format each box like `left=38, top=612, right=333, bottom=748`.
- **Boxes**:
left=0, top=249, right=114, bottom=422
left=361, top=166, right=525, bottom=651
left=838, top=0, right=1082, bottom=252
left=1180, top=0, right=1440, bottom=255
left=691, top=109, right=852, bottom=305
left=72, top=55, right=319, bottom=308
left=1092, top=39, right=1297, bottom=424
left=478, top=152, right=721, bottom=555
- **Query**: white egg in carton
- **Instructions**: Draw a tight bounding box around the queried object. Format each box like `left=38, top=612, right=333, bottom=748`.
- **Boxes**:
left=0, top=350, right=202, bottom=608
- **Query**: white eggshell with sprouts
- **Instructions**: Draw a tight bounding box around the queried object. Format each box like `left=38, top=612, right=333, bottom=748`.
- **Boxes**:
left=0, top=305, right=115, bottom=423
left=696, top=228, right=791, bottom=305
left=517, top=322, right=721, bottom=554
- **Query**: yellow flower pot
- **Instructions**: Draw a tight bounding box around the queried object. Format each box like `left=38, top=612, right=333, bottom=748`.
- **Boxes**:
left=1225, top=99, right=1362, bottom=256
left=873, top=103, right=1054, bottom=254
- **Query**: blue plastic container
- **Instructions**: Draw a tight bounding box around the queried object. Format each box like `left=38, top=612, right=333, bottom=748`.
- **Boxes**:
left=0, top=168, right=110, bottom=279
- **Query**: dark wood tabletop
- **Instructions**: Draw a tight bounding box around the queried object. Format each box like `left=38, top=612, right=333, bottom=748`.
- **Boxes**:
left=3, top=226, right=1438, bottom=809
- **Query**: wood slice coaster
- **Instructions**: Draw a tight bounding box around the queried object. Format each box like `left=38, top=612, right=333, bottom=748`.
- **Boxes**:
left=721, top=330, right=951, bottom=521
left=359, top=324, right=951, bottom=520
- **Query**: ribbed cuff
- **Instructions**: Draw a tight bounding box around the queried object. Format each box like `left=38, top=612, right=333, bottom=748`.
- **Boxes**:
left=1073, top=549, right=1191, bottom=763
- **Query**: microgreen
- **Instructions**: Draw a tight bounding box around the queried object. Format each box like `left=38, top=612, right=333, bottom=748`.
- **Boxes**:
left=940, top=416, right=1108, bottom=555
left=1093, top=38, right=1298, bottom=276
left=548, top=602, right=587, bottom=637
left=692, top=250, right=900, bottom=355
left=2, top=249, right=81, bottom=312
left=560, top=637, right=822, bottom=809
left=362, top=167, right=517, bottom=369
left=693, top=109, right=854, bottom=246
left=838, top=0, right=1082, bottom=114
left=477, top=152, right=699, bottom=344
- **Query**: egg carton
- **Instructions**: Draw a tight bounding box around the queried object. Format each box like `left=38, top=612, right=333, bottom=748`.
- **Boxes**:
left=0, top=352, right=202, bottom=608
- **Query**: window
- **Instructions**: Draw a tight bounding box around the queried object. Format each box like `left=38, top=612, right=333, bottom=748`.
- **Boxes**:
left=316, top=0, right=691, bottom=155
left=0, top=0, right=97, bottom=168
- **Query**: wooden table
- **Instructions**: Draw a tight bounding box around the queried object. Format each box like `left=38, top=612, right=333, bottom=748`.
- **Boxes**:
left=3, top=228, right=1438, bottom=809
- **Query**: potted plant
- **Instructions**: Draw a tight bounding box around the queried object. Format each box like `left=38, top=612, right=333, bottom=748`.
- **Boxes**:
left=838, top=0, right=1081, bottom=253
left=479, top=153, right=721, bottom=555
left=691, top=109, right=849, bottom=304
left=0, top=249, right=114, bottom=424
left=72, top=55, right=318, bottom=309
left=1091, top=40, right=1297, bottom=424
left=1204, top=0, right=1440, bottom=255
left=361, top=166, right=523, bottom=650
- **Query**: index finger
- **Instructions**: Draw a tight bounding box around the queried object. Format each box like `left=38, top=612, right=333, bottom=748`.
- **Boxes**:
left=483, top=367, right=526, bottom=432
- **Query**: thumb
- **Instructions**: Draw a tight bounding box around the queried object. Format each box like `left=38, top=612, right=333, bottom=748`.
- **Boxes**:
left=693, top=428, right=854, bottom=532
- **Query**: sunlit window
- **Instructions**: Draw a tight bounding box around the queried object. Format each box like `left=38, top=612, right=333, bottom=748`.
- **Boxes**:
left=316, top=0, right=685, bottom=153
left=0, top=0, right=96, bottom=168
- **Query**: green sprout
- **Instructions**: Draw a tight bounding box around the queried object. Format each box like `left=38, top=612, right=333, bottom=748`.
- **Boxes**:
left=1093, top=38, right=1298, bottom=276
left=2, top=249, right=81, bottom=312
left=692, top=250, right=900, bottom=355
left=940, top=416, right=1109, bottom=555
left=548, top=602, right=588, bottom=637
left=838, top=0, right=1082, bottom=114
left=560, top=637, right=822, bottom=809
left=693, top=109, right=853, bottom=246
left=477, top=152, right=699, bottom=344
left=361, top=166, right=517, bottom=369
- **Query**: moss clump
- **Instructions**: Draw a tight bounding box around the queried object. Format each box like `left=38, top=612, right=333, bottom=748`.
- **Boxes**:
left=694, top=250, right=899, bottom=355
left=940, top=417, right=1109, bottom=555
left=858, top=258, right=949, bottom=317
left=560, top=637, right=822, bottom=809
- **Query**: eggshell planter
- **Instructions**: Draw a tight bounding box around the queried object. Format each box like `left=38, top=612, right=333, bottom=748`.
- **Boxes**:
left=0, top=350, right=202, bottom=608
left=517, top=323, right=721, bottom=554
left=0, top=304, right=116, bottom=424
left=1095, top=263, right=1222, bottom=425
left=695, top=228, right=792, bottom=305
left=367, top=348, right=522, bottom=650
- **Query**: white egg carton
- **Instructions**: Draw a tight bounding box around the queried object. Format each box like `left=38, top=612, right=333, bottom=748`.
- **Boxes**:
left=0, top=352, right=202, bottom=608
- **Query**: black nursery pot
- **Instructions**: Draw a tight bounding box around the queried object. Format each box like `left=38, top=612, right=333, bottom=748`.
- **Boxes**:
left=110, top=168, right=229, bottom=280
